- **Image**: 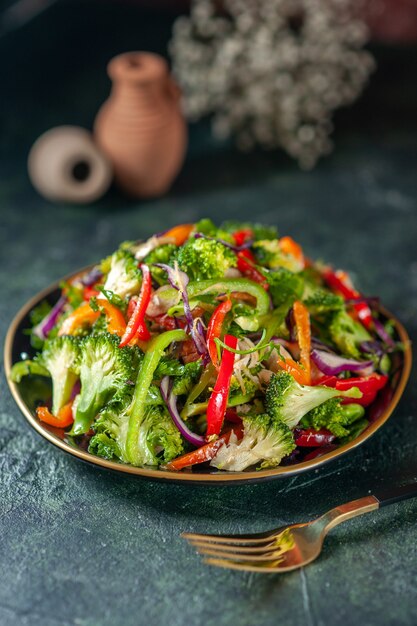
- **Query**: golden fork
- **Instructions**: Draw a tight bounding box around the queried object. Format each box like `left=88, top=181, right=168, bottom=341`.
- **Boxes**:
left=182, top=482, right=417, bottom=573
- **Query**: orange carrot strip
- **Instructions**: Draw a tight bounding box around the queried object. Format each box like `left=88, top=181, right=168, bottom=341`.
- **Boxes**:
left=280, top=236, right=305, bottom=267
left=58, top=299, right=126, bottom=337
left=165, top=426, right=243, bottom=471
left=293, top=300, right=311, bottom=385
left=278, top=357, right=309, bottom=386
left=164, top=224, right=194, bottom=246
left=36, top=401, right=74, bottom=428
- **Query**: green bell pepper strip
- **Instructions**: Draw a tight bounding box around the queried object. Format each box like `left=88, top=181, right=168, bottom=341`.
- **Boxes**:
left=156, top=278, right=271, bottom=319
left=126, top=329, right=188, bottom=465
left=10, top=360, right=50, bottom=382
left=183, top=363, right=216, bottom=412
left=180, top=393, right=254, bottom=419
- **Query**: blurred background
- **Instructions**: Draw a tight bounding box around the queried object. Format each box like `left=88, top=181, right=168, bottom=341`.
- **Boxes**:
left=1, top=0, right=417, bottom=197
left=1, top=0, right=416, bottom=312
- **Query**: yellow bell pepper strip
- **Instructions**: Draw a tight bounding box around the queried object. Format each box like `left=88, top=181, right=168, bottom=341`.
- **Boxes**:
left=119, top=264, right=151, bottom=347
left=58, top=300, right=126, bottom=337
left=206, top=298, right=232, bottom=369
left=279, top=236, right=305, bottom=267
left=164, top=223, right=194, bottom=246
left=165, top=425, right=244, bottom=471
left=126, top=329, right=189, bottom=465
left=322, top=268, right=373, bottom=330
left=206, top=334, right=238, bottom=438
left=293, top=300, right=311, bottom=385
left=36, top=401, right=74, bottom=428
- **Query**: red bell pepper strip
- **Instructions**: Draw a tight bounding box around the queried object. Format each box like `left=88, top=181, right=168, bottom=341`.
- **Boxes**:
left=127, top=296, right=138, bottom=320
left=322, top=269, right=373, bottom=329
left=295, top=428, right=335, bottom=447
left=83, top=285, right=101, bottom=301
left=206, top=298, right=232, bottom=369
left=119, top=264, right=152, bottom=347
left=165, top=425, right=244, bottom=471
left=224, top=408, right=243, bottom=424
left=236, top=249, right=269, bottom=291
left=206, top=334, right=238, bottom=437
left=36, top=401, right=74, bottom=428
left=317, top=373, right=389, bottom=407
left=293, top=300, right=311, bottom=385
left=232, top=229, right=254, bottom=246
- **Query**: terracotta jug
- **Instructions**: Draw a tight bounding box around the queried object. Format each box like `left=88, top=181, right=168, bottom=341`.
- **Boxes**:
left=94, top=52, right=187, bottom=198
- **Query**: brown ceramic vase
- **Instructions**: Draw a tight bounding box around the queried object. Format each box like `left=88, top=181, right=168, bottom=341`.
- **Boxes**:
left=94, top=52, right=187, bottom=198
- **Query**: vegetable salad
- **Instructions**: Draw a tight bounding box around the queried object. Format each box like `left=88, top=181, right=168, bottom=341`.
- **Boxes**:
left=11, top=219, right=401, bottom=472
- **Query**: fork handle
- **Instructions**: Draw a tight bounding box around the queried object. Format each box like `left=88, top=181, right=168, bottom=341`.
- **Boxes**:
left=373, top=481, right=417, bottom=508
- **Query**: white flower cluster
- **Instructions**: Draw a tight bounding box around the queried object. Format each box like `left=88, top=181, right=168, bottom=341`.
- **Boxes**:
left=170, top=0, right=375, bottom=168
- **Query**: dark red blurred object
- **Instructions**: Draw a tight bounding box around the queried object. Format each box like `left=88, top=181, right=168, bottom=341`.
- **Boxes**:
left=123, top=0, right=417, bottom=44
left=361, top=0, right=417, bottom=43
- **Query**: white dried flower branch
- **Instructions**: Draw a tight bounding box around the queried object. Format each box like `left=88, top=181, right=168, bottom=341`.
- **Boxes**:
left=170, top=0, right=375, bottom=168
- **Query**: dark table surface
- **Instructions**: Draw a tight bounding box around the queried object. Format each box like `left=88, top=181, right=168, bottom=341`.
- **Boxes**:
left=1, top=3, right=417, bottom=626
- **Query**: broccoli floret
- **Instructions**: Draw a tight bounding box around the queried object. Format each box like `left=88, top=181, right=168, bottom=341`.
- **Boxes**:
left=253, top=240, right=303, bottom=273
left=41, top=336, right=80, bottom=415
left=265, top=371, right=362, bottom=429
left=303, top=289, right=344, bottom=315
left=229, top=370, right=260, bottom=399
left=265, top=268, right=304, bottom=308
left=102, top=248, right=141, bottom=299
left=195, top=219, right=235, bottom=243
left=154, top=357, right=188, bottom=378
left=141, top=404, right=184, bottom=465
left=176, top=236, right=237, bottom=281
left=253, top=240, right=282, bottom=268
left=144, top=243, right=177, bottom=286
left=88, top=432, right=121, bottom=461
left=90, top=402, right=183, bottom=466
left=329, top=310, right=372, bottom=358
left=148, top=244, right=177, bottom=263
left=220, top=221, right=278, bottom=241
left=71, top=333, right=140, bottom=436
left=338, top=418, right=369, bottom=445
left=300, top=398, right=365, bottom=438
left=172, top=361, right=203, bottom=396
left=211, top=414, right=295, bottom=471
left=146, top=384, right=164, bottom=406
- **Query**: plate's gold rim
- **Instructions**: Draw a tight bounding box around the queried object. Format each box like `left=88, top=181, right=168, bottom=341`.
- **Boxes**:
left=4, top=266, right=413, bottom=484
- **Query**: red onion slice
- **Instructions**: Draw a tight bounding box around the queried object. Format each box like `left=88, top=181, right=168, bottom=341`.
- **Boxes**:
left=33, top=296, right=66, bottom=341
left=154, top=263, right=207, bottom=356
left=160, top=376, right=205, bottom=447
left=311, top=348, right=374, bottom=376
left=373, top=318, right=396, bottom=348
left=81, top=267, right=102, bottom=287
